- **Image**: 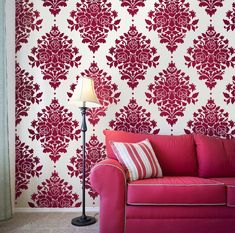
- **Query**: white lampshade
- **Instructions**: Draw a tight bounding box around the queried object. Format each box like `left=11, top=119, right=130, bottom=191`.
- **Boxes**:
left=69, top=77, right=101, bottom=108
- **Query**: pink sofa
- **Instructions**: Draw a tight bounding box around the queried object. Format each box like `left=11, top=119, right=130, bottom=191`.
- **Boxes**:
left=90, top=130, right=235, bottom=233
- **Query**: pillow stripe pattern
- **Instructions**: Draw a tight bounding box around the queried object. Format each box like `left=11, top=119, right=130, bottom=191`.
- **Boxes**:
left=110, top=139, right=162, bottom=181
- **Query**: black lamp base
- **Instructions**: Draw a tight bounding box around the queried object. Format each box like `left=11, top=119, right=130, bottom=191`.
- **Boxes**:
left=71, top=215, right=96, bottom=226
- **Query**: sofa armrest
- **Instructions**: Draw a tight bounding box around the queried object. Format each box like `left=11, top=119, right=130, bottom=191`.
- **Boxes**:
left=90, top=159, right=126, bottom=233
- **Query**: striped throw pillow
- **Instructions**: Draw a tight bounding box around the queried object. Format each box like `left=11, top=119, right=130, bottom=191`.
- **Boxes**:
left=110, top=139, right=163, bottom=181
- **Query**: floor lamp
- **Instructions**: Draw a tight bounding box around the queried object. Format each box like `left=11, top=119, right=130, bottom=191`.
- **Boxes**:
left=69, top=77, right=101, bottom=226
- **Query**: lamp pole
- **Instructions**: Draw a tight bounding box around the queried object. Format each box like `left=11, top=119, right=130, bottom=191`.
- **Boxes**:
left=69, top=77, right=100, bottom=226
left=71, top=105, right=96, bottom=226
left=81, top=106, right=87, bottom=220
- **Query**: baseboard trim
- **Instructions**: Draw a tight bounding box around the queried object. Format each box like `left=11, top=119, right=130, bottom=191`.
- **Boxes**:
left=14, top=207, right=99, bottom=213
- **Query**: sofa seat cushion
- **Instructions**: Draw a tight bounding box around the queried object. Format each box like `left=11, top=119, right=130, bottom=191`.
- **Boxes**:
left=127, top=177, right=226, bottom=206
left=210, top=178, right=235, bottom=207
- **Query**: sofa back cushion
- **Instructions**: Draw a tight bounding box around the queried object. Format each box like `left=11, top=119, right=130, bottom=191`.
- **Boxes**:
left=104, top=130, right=198, bottom=176
left=194, top=134, right=235, bottom=177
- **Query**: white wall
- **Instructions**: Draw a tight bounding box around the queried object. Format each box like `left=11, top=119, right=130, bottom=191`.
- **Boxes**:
left=6, top=0, right=15, bottom=211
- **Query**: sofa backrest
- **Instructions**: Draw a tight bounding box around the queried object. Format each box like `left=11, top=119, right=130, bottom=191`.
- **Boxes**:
left=194, top=134, right=235, bottom=177
left=104, top=130, right=198, bottom=176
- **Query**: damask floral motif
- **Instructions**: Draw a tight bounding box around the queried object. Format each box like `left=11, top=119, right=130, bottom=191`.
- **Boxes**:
left=185, top=99, right=235, bottom=138
left=185, top=25, right=235, bottom=89
left=16, top=0, right=43, bottom=52
left=224, top=76, right=235, bottom=104
left=146, top=0, right=198, bottom=53
left=110, top=98, right=160, bottom=134
left=198, top=0, right=224, bottom=17
left=28, top=25, right=82, bottom=89
left=107, top=25, right=160, bottom=89
left=120, top=0, right=146, bottom=16
left=68, top=62, right=121, bottom=126
left=16, top=63, right=42, bottom=125
left=42, top=0, right=68, bottom=16
left=224, top=3, right=235, bottom=31
left=67, top=135, right=106, bottom=199
left=28, top=98, right=81, bottom=163
left=28, top=171, right=81, bottom=207
left=15, top=136, right=43, bottom=200
left=68, top=0, right=121, bottom=53
left=146, top=62, right=199, bottom=126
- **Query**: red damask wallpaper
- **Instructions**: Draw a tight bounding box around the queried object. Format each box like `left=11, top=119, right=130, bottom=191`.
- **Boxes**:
left=15, top=0, right=235, bottom=208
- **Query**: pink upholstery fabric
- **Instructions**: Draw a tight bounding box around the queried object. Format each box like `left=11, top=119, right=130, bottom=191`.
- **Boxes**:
left=127, top=177, right=226, bottom=205
left=210, top=177, right=235, bottom=207
left=90, top=159, right=126, bottom=233
left=194, top=134, right=235, bottom=177
left=104, top=130, right=156, bottom=160
left=91, top=134, right=235, bottom=233
left=104, top=130, right=198, bottom=176
left=126, top=219, right=235, bottom=233
left=126, top=205, right=235, bottom=219
left=126, top=206, right=235, bottom=233
left=153, top=134, right=197, bottom=176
